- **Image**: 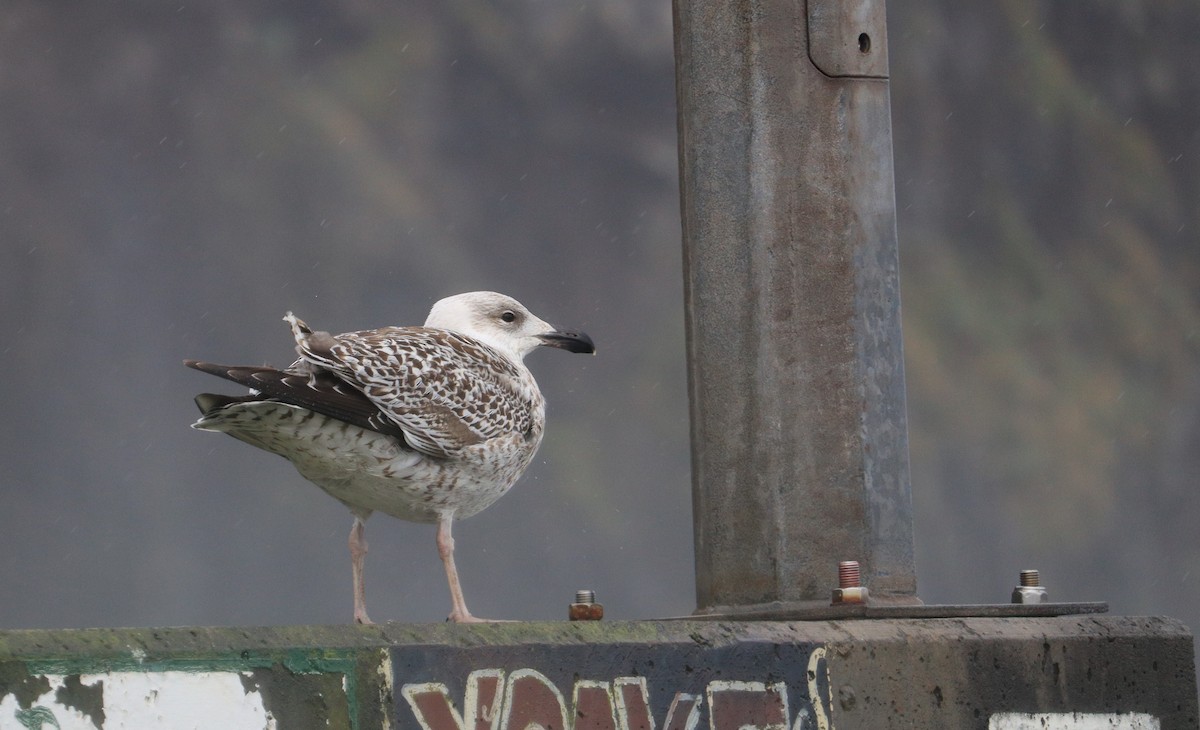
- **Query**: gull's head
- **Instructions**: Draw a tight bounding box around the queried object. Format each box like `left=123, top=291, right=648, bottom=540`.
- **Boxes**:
left=425, top=291, right=595, bottom=361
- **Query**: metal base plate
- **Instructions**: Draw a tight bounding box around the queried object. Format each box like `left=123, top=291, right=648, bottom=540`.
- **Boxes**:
left=679, top=602, right=1109, bottom=621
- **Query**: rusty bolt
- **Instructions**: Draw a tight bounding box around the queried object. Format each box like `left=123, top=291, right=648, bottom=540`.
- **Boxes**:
left=838, top=561, right=862, bottom=588
left=1011, top=569, right=1048, bottom=604
left=569, top=589, right=604, bottom=621
left=831, top=561, right=869, bottom=605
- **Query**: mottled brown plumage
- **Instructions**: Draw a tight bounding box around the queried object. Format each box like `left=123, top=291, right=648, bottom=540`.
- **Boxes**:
left=186, top=291, right=594, bottom=623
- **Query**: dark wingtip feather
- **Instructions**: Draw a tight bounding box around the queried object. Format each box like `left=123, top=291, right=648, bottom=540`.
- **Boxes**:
left=185, top=360, right=230, bottom=377
left=185, top=360, right=280, bottom=384
left=184, top=360, right=409, bottom=441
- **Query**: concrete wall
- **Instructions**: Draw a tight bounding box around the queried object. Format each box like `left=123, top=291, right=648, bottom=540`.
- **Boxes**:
left=0, top=617, right=1194, bottom=729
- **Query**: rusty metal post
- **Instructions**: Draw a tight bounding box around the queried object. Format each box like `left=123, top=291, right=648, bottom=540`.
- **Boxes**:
left=674, top=0, right=919, bottom=614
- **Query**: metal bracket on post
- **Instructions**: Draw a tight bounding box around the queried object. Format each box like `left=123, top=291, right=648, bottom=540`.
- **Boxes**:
left=807, top=0, right=889, bottom=78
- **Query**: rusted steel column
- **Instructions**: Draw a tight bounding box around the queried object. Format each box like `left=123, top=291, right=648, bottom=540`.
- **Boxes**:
left=674, top=0, right=919, bottom=613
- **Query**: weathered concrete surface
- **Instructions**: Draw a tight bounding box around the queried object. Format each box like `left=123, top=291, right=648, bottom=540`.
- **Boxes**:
left=674, top=0, right=918, bottom=614
left=823, top=616, right=1197, bottom=728
left=0, top=617, right=1194, bottom=728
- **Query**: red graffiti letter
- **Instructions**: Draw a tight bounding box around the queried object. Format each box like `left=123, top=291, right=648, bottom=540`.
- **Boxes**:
left=403, top=670, right=507, bottom=730
left=706, top=681, right=789, bottom=730
left=503, top=669, right=570, bottom=730
left=662, top=694, right=702, bottom=730
left=572, top=681, right=619, bottom=730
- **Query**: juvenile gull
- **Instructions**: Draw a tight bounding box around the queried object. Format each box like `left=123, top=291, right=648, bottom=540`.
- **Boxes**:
left=185, top=291, right=595, bottom=623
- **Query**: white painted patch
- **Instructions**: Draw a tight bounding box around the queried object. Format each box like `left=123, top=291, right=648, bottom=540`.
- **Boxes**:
left=802, top=647, right=829, bottom=730
left=0, top=672, right=276, bottom=730
left=989, top=712, right=1161, bottom=729
left=377, top=649, right=397, bottom=730
left=0, top=683, right=94, bottom=730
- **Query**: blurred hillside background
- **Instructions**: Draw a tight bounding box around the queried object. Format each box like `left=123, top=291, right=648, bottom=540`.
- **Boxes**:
left=0, top=0, right=1196, bottom=637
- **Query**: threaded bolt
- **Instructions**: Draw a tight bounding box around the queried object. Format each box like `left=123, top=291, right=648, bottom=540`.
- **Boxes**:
left=838, top=561, right=862, bottom=589
left=832, top=561, right=868, bottom=605
left=1012, top=569, right=1048, bottom=604
left=569, top=590, right=603, bottom=621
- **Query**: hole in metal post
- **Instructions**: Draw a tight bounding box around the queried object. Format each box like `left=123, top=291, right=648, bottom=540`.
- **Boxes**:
left=858, top=33, right=871, bottom=53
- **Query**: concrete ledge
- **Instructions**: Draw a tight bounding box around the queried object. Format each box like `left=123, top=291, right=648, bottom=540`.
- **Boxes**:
left=0, top=616, right=1195, bottom=729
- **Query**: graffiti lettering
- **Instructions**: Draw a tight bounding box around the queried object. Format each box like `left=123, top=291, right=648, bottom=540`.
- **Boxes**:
left=402, top=669, right=824, bottom=730
left=706, top=681, right=788, bottom=730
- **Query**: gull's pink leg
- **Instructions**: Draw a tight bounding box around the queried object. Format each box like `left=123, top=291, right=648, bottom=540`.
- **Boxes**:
left=437, top=514, right=485, bottom=623
left=349, top=514, right=373, bottom=625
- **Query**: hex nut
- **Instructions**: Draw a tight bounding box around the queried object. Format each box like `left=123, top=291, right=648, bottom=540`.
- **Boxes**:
left=832, top=586, right=870, bottom=605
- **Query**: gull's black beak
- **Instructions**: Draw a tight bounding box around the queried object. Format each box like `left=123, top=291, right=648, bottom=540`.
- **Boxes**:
left=536, top=329, right=596, bottom=354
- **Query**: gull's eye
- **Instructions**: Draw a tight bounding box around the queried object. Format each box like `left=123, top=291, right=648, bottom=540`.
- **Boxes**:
left=500, top=310, right=517, bottom=323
